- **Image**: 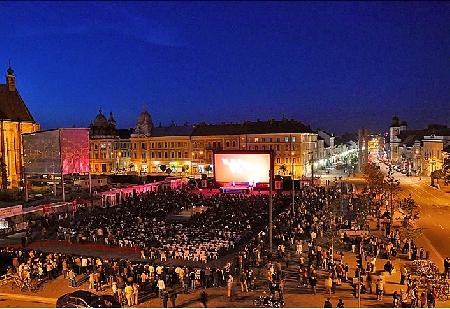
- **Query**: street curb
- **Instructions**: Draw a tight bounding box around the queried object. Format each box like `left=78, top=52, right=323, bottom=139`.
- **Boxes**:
left=0, top=292, right=56, bottom=304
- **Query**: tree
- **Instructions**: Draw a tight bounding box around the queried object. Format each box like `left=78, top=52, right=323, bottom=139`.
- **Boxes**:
left=322, top=197, right=342, bottom=263
left=182, top=165, right=190, bottom=175
left=0, top=158, right=7, bottom=190
left=279, top=164, right=287, bottom=175
left=362, top=162, right=385, bottom=227
left=159, top=165, right=167, bottom=173
left=443, top=158, right=450, bottom=185
left=399, top=195, right=422, bottom=259
left=204, top=165, right=212, bottom=175
left=166, top=168, right=172, bottom=175
left=384, top=165, right=401, bottom=226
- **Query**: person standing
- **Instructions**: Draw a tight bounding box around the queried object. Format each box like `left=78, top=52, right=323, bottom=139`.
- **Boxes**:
left=309, top=275, right=317, bottom=295
left=337, top=299, right=345, bottom=308
left=169, top=291, right=177, bottom=308
left=133, top=282, right=139, bottom=306
left=227, top=274, right=234, bottom=300
left=89, top=272, right=95, bottom=290
left=160, top=291, right=168, bottom=308
left=68, top=269, right=76, bottom=287
left=239, top=270, right=248, bottom=293
left=324, top=298, right=332, bottom=308
left=420, top=291, right=427, bottom=308
left=158, top=277, right=166, bottom=298
left=125, top=284, right=134, bottom=307
left=200, top=290, right=208, bottom=308
left=400, top=265, right=407, bottom=285
left=325, top=275, right=332, bottom=296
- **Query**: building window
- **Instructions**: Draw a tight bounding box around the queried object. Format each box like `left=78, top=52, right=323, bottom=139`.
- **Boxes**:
left=276, top=158, right=280, bottom=163
left=269, top=138, right=272, bottom=142
left=165, top=142, right=168, bottom=148
left=213, top=142, right=216, bottom=148
left=185, top=152, right=188, bottom=158
left=158, top=142, right=162, bottom=148
left=293, top=158, right=296, bottom=163
left=226, top=141, right=230, bottom=148
left=141, top=143, right=146, bottom=150
left=171, top=152, right=175, bottom=159
left=285, top=137, right=289, bottom=142
left=232, top=141, right=236, bottom=147
left=164, top=152, right=168, bottom=158
left=218, top=142, right=221, bottom=148
left=94, top=153, right=99, bottom=159
left=285, top=158, right=289, bottom=163
left=151, top=152, right=155, bottom=158
left=255, top=137, right=259, bottom=142
left=255, top=146, right=258, bottom=150
left=276, top=138, right=280, bottom=142
left=141, top=153, right=146, bottom=159
left=276, top=145, right=280, bottom=151
left=292, top=137, right=296, bottom=142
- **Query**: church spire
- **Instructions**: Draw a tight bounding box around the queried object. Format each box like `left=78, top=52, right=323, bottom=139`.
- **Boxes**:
left=6, top=66, right=16, bottom=92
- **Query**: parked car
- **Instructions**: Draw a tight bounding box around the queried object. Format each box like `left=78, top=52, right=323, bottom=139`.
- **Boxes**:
left=56, top=290, right=121, bottom=308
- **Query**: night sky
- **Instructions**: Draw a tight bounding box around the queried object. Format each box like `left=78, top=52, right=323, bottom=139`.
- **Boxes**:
left=1, top=2, right=449, bottom=134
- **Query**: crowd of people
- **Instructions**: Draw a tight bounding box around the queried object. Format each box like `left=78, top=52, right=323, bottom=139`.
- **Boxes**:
left=0, top=180, right=447, bottom=308
left=56, top=190, right=289, bottom=263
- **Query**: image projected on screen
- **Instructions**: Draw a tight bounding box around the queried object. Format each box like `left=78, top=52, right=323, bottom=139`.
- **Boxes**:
left=214, top=153, right=271, bottom=183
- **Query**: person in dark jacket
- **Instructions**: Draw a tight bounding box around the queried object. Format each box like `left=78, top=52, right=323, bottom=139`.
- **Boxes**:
left=200, top=290, right=208, bottom=308
left=324, top=298, right=332, bottom=308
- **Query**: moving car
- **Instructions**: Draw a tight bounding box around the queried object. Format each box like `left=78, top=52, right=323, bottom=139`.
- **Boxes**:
left=56, top=290, right=121, bottom=308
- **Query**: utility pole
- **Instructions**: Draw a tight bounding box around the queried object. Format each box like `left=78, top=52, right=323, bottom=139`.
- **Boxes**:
left=291, top=152, right=295, bottom=216
left=269, top=168, right=273, bottom=252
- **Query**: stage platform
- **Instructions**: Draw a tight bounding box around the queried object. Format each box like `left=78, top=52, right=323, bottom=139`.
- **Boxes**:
left=219, top=186, right=250, bottom=194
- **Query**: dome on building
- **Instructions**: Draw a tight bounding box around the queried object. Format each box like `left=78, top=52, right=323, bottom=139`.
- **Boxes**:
left=90, top=109, right=117, bottom=137
left=93, top=109, right=109, bottom=128
left=134, top=110, right=153, bottom=135
left=391, top=115, right=400, bottom=127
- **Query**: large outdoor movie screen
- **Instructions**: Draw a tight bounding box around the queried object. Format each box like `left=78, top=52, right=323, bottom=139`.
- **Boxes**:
left=214, top=153, right=271, bottom=183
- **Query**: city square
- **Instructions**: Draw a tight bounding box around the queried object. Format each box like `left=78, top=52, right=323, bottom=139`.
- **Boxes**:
left=0, top=2, right=449, bottom=308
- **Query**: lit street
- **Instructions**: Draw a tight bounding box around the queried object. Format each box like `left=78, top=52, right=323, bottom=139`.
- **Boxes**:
left=378, top=162, right=450, bottom=265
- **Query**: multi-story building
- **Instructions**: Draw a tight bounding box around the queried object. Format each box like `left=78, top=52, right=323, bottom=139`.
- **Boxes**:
left=388, top=116, right=450, bottom=176
left=0, top=67, right=40, bottom=189
left=129, top=111, right=318, bottom=178
left=89, top=110, right=132, bottom=174
left=130, top=110, right=193, bottom=175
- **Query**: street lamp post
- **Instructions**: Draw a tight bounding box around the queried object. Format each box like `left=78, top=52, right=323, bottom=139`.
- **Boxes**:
left=291, top=151, right=295, bottom=216
left=269, top=168, right=273, bottom=252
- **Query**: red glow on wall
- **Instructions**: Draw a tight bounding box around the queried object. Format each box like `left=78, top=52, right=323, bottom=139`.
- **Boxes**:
left=60, top=129, right=90, bottom=175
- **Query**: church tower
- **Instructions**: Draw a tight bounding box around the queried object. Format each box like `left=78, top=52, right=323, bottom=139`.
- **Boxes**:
left=6, top=66, right=16, bottom=92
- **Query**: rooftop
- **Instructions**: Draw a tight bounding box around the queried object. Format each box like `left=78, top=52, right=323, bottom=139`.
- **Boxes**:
left=0, top=84, right=35, bottom=122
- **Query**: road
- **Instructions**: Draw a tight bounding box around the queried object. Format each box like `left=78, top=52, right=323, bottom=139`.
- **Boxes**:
left=378, top=163, right=450, bottom=262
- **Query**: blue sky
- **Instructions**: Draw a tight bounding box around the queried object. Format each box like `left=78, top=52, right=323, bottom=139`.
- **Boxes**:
left=1, top=1, right=449, bottom=134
